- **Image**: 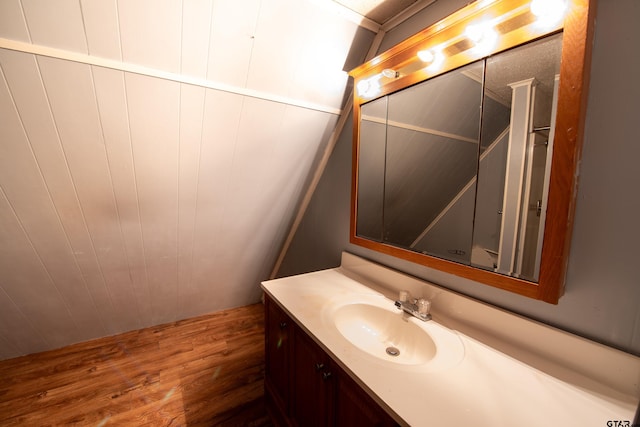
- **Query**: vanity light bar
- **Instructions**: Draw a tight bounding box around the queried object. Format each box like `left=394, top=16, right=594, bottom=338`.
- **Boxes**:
left=352, top=0, right=569, bottom=99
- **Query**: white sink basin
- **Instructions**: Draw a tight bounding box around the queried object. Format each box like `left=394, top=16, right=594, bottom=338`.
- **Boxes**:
left=334, top=302, right=437, bottom=365
left=325, top=295, right=465, bottom=372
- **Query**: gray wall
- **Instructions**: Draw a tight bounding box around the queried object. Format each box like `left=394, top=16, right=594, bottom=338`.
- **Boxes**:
left=277, top=0, right=640, bottom=356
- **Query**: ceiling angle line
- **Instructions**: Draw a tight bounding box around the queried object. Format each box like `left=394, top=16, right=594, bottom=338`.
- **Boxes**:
left=310, top=0, right=381, bottom=32
left=381, top=0, right=437, bottom=32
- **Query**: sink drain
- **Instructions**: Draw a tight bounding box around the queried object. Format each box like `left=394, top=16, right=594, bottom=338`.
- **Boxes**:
left=385, top=346, right=400, bottom=357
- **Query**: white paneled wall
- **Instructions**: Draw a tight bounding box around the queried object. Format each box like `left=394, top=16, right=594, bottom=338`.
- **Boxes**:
left=0, top=0, right=363, bottom=359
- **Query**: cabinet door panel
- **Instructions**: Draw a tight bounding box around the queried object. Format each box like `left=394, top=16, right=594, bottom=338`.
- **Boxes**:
left=335, top=371, right=399, bottom=427
left=292, top=326, right=334, bottom=427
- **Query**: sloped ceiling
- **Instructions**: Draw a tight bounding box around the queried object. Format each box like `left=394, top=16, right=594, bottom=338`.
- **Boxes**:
left=0, top=0, right=430, bottom=360
left=335, top=0, right=420, bottom=23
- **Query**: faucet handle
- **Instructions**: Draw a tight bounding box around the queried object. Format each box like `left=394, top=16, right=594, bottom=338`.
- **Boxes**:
left=417, top=298, right=431, bottom=316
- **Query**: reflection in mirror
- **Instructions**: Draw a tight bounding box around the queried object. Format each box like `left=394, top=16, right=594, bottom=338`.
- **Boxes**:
left=472, top=34, right=563, bottom=281
left=386, top=62, right=483, bottom=263
left=357, top=97, right=387, bottom=241
left=355, top=33, right=563, bottom=282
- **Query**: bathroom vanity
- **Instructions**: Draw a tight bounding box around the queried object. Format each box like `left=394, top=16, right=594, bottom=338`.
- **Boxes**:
left=262, top=253, right=639, bottom=426
left=264, top=294, right=398, bottom=426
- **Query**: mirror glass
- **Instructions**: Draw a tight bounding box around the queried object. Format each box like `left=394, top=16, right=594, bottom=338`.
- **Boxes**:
left=355, top=33, right=563, bottom=283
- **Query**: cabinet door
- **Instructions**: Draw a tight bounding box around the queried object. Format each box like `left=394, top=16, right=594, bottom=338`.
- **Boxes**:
left=265, top=296, right=293, bottom=421
left=292, top=326, right=335, bottom=427
left=335, top=370, right=400, bottom=427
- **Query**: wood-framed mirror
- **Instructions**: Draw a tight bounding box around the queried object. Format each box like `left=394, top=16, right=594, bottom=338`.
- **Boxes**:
left=348, top=0, right=596, bottom=303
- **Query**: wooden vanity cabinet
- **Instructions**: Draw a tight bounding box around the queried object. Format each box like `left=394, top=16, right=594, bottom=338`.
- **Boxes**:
left=264, top=295, right=400, bottom=427
left=265, top=294, right=294, bottom=426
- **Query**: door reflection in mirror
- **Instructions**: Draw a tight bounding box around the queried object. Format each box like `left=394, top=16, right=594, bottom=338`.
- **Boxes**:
left=473, top=33, right=562, bottom=281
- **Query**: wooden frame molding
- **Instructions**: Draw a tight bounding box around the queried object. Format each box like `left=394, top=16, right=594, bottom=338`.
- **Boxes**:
left=348, top=0, right=597, bottom=303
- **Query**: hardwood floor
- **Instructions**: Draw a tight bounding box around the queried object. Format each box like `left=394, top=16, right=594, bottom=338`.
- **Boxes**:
left=0, top=303, right=273, bottom=426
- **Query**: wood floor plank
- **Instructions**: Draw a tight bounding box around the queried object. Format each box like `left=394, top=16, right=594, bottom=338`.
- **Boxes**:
left=0, top=303, right=272, bottom=426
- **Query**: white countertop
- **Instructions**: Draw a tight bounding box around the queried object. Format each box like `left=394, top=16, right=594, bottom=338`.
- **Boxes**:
left=262, top=253, right=639, bottom=427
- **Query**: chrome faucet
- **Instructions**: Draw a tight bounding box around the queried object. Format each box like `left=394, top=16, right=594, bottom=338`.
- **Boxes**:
left=394, top=290, right=432, bottom=321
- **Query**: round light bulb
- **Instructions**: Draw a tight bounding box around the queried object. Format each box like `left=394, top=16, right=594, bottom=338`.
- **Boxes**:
left=381, top=69, right=398, bottom=78
left=531, top=0, right=568, bottom=26
left=357, top=75, right=382, bottom=97
left=417, top=49, right=435, bottom=63
left=466, top=23, right=498, bottom=54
